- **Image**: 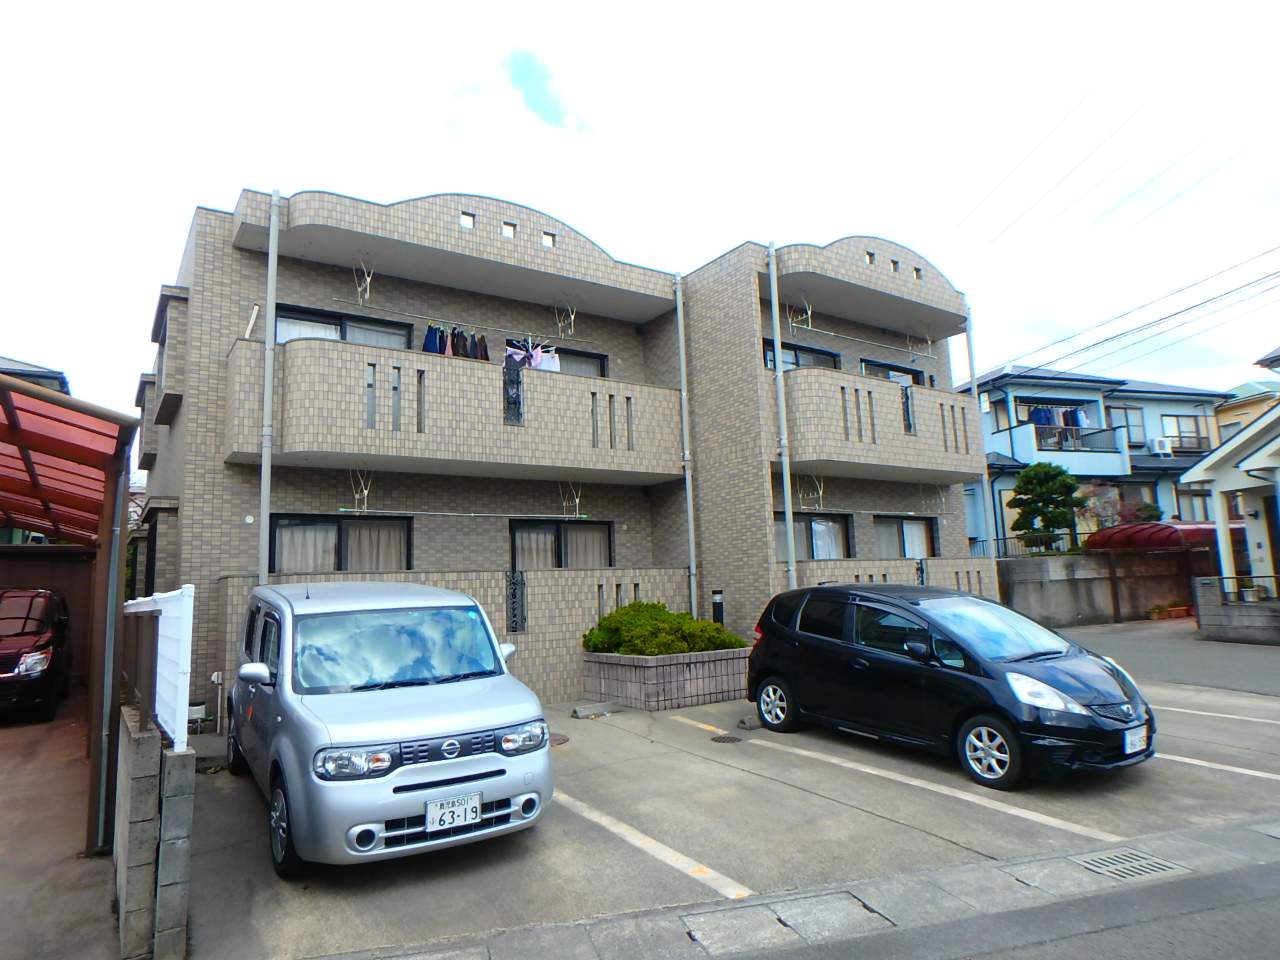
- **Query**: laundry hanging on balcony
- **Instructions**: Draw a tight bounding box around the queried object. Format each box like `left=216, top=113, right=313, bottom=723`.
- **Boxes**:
left=421, top=323, right=490, bottom=361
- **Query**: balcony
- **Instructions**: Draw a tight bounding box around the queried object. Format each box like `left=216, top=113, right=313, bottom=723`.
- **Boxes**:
left=1004, top=422, right=1131, bottom=476
left=771, top=557, right=997, bottom=599
left=762, top=368, right=986, bottom=484
left=224, top=338, right=684, bottom=484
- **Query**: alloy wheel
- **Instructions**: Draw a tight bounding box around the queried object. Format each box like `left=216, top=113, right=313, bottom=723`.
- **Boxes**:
left=760, top=683, right=787, bottom=726
left=964, top=726, right=1010, bottom=779
left=270, top=787, right=289, bottom=863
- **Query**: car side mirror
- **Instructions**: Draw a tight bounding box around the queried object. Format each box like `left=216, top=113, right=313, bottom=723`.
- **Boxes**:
left=903, top=640, right=931, bottom=662
left=239, top=662, right=271, bottom=685
left=499, top=642, right=516, bottom=661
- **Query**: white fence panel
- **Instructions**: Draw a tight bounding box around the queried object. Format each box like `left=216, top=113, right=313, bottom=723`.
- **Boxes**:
left=123, top=584, right=194, bottom=751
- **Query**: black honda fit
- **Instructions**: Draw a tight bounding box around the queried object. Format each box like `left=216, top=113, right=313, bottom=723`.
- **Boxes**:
left=747, top=585, right=1155, bottom=789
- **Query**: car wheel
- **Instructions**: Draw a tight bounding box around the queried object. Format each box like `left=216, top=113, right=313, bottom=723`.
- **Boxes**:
left=226, top=720, right=248, bottom=776
left=757, top=677, right=801, bottom=732
left=269, top=774, right=306, bottom=879
left=958, top=715, right=1024, bottom=790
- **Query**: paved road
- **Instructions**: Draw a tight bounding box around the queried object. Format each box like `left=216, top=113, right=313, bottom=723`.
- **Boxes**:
left=1064, top=619, right=1280, bottom=697
left=188, top=627, right=1280, bottom=959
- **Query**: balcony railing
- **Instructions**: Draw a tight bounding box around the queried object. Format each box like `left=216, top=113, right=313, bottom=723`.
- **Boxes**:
left=1034, top=425, right=1120, bottom=452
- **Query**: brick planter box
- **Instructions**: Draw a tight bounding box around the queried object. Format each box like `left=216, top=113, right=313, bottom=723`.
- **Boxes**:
left=583, top=647, right=750, bottom=711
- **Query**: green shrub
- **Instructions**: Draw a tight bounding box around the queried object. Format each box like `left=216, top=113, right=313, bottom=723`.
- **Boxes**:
left=582, top=601, right=746, bottom=656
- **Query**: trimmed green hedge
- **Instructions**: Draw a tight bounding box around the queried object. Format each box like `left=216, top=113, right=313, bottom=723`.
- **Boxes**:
left=582, top=601, right=746, bottom=656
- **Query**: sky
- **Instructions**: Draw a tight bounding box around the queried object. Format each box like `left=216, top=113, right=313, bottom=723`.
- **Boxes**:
left=4, top=1, right=1279, bottom=425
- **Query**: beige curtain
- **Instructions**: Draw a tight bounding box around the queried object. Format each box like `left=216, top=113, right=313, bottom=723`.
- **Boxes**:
left=345, top=520, right=407, bottom=571
left=564, top=524, right=610, bottom=569
left=515, top=525, right=558, bottom=570
left=276, top=523, right=337, bottom=573
left=874, top=518, right=903, bottom=559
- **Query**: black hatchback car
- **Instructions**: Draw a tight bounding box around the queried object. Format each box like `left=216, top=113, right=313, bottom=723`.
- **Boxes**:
left=748, top=585, right=1155, bottom=789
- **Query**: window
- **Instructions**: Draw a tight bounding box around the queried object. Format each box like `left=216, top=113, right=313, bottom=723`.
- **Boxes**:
left=797, top=596, right=848, bottom=641
left=1175, top=486, right=1212, bottom=522
left=270, top=515, right=411, bottom=573
left=913, top=267, right=923, bottom=280
left=1161, top=415, right=1212, bottom=452
left=1116, top=483, right=1156, bottom=505
left=259, top=614, right=280, bottom=679
left=460, top=211, right=476, bottom=229
left=773, top=514, right=852, bottom=561
left=762, top=339, right=840, bottom=372
left=1221, top=421, right=1243, bottom=441
left=276, top=308, right=410, bottom=349
left=542, top=231, right=556, bottom=248
left=511, top=520, right=612, bottom=570
left=242, top=605, right=259, bottom=657
left=506, top=341, right=607, bottom=378
left=771, top=593, right=801, bottom=628
left=873, top=516, right=936, bottom=559
left=918, top=595, right=1072, bottom=663
left=854, top=605, right=929, bottom=655
left=1106, top=406, right=1146, bottom=446
left=933, top=634, right=968, bottom=670
left=502, top=221, right=517, bottom=239
left=861, top=360, right=923, bottom=386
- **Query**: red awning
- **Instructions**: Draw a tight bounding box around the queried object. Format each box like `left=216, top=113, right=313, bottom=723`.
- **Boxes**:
left=1084, top=521, right=1245, bottom=552
left=0, top=373, right=137, bottom=546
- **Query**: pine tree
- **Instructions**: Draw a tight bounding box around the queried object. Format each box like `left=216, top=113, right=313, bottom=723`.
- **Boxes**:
left=1006, top=463, right=1088, bottom=549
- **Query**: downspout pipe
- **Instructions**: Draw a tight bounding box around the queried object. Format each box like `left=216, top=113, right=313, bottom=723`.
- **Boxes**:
left=964, top=318, right=995, bottom=555
left=768, top=243, right=798, bottom=590
left=258, top=190, right=280, bottom=585
left=673, top=276, right=699, bottom=615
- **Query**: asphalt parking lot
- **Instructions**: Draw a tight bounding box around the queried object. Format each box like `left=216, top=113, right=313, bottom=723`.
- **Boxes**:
left=188, top=620, right=1280, bottom=960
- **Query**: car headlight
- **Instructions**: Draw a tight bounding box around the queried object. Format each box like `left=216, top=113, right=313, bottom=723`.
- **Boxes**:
left=496, top=720, right=547, bottom=756
left=313, top=744, right=400, bottom=780
left=16, top=649, right=53, bottom=676
left=1006, top=672, right=1089, bottom=715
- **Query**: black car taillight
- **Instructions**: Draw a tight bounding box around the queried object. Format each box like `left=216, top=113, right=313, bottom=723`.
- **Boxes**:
left=751, top=623, right=763, bottom=649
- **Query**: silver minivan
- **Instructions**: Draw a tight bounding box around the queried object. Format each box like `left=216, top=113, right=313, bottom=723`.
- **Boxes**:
left=227, top=582, right=553, bottom=877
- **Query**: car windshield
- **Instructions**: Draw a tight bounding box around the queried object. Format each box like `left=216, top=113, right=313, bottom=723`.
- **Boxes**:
left=0, top=594, right=48, bottom=637
left=917, top=596, right=1070, bottom=661
left=293, top=605, right=500, bottom=694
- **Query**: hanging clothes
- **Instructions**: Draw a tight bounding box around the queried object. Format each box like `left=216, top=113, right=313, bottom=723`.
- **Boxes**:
left=468, top=333, right=479, bottom=360
left=444, top=331, right=454, bottom=357
left=477, top=334, right=490, bottom=362
left=1029, top=406, right=1054, bottom=426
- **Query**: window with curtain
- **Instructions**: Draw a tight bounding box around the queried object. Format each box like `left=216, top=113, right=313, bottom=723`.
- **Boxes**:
left=1175, top=487, right=1212, bottom=522
left=271, top=515, right=410, bottom=573
left=276, top=310, right=410, bottom=348
left=773, top=514, right=850, bottom=561
left=861, top=360, right=922, bottom=386
left=557, top=350, right=607, bottom=378
left=1106, top=406, right=1146, bottom=446
left=346, top=320, right=409, bottom=348
left=276, top=316, right=340, bottom=343
left=762, top=339, right=840, bottom=371
left=511, top=521, right=613, bottom=570
left=872, top=516, right=936, bottom=559
left=1161, top=414, right=1212, bottom=452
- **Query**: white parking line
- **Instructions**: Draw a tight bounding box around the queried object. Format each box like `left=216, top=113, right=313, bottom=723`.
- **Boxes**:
left=668, top=715, right=1126, bottom=844
left=1153, top=705, right=1280, bottom=726
left=1155, top=753, right=1280, bottom=781
left=554, top=790, right=755, bottom=900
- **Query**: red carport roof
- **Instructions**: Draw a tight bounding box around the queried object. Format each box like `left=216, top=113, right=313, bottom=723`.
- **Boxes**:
left=0, top=373, right=137, bottom=546
left=1084, top=521, right=1245, bottom=551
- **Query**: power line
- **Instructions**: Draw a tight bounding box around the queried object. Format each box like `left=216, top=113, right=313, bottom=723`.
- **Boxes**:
left=987, top=241, right=1280, bottom=371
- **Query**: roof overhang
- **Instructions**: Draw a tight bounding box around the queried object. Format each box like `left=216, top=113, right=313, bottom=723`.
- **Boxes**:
left=0, top=373, right=137, bottom=546
left=1182, top=400, right=1280, bottom=484
left=762, top=270, right=967, bottom=341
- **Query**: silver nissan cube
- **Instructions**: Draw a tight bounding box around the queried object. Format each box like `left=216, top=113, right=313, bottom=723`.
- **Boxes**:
left=226, top=582, right=553, bottom=877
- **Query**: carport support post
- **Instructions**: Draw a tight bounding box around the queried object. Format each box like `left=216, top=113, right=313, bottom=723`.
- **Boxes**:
left=768, top=242, right=797, bottom=591
left=1213, top=490, right=1237, bottom=582
left=258, top=189, right=280, bottom=585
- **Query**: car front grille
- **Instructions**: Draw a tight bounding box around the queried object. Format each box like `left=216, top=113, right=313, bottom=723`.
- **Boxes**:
left=400, top=729, right=497, bottom=765
left=382, top=799, right=512, bottom=848
left=0, top=654, right=19, bottom=674
left=1091, top=702, right=1141, bottom=723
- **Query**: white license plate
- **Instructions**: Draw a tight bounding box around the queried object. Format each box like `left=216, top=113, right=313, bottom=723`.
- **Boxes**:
left=1124, top=726, right=1149, bottom=755
left=427, top=793, right=482, bottom=831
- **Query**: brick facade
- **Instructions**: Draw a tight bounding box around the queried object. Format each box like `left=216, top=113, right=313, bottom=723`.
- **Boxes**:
left=139, top=190, right=994, bottom=710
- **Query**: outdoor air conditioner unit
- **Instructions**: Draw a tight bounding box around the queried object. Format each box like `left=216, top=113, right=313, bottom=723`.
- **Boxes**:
left=1149, top=436, right=1174, bottom=457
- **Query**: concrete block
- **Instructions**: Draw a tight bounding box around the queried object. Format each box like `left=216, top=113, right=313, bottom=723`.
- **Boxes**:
left=930, top=863, right=1057, bottom=910
left=488, top=923, right=597, bottom=960
left=588, top=914, right=705, bottom=960
left=155, top=880, right=190, bottom=932
left=157, top=837, right=191, bottom=886
left=119, top=907, right=153, bottom=960
left=153, top=925, right=187, bottom=960
left=683, top=905, right=801, bottom=956
left=849, top=876, right=975, bottom=927
left=124, top=815, right=160, bottom=868
left=772, top=892, right=891, bottom=942
left=162, top=749, right=197, bottom=798
left=119, top=861, right=156, bottom=914
left=128, top=776, right=159, bottom=823
left=161, top=794, right=195, bottom=841
left=1000, top=857, right=1122, bottom=896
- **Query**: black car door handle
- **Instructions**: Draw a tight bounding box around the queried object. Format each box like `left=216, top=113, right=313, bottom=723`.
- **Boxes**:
left=851, top=658, right=870, bottom=670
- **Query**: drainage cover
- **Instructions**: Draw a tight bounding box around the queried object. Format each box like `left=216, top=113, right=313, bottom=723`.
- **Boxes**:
left=1069, top=848, right=1189, bottom=881
left=550, top=733, right=569, bottom=747
left=711, top=734, right=742, bottom=743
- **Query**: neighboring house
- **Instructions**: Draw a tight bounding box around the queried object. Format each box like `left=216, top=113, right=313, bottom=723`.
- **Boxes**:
left=1, top=356, right=71, bottom=544
left=136, top=188, right=993, bottom=708
left=960, top=366, right=1231, bottom=553
left=1181, top=346, right=1280, bottom=583
left=1216, top=380, right=1280, bottom=441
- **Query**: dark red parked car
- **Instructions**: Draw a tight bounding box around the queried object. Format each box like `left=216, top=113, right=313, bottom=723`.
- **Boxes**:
left=0, top=588, right=71, bottom=721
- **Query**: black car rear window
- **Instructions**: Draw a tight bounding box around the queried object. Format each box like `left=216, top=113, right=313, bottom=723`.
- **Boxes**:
left=798, top=597, right=848, bottom=641
left=771, top=593, right=801, bottom=628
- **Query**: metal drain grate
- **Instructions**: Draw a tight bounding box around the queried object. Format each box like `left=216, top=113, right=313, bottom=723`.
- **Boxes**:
left=550, top=733, right=569, bottom=746
left=710, top=734, right=742, bottom=743
left=1069, top=848, right=1189, bottom=881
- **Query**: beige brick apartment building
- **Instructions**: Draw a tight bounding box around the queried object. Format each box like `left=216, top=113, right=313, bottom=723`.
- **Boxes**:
left=135, top=189, right=995, bottom=711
